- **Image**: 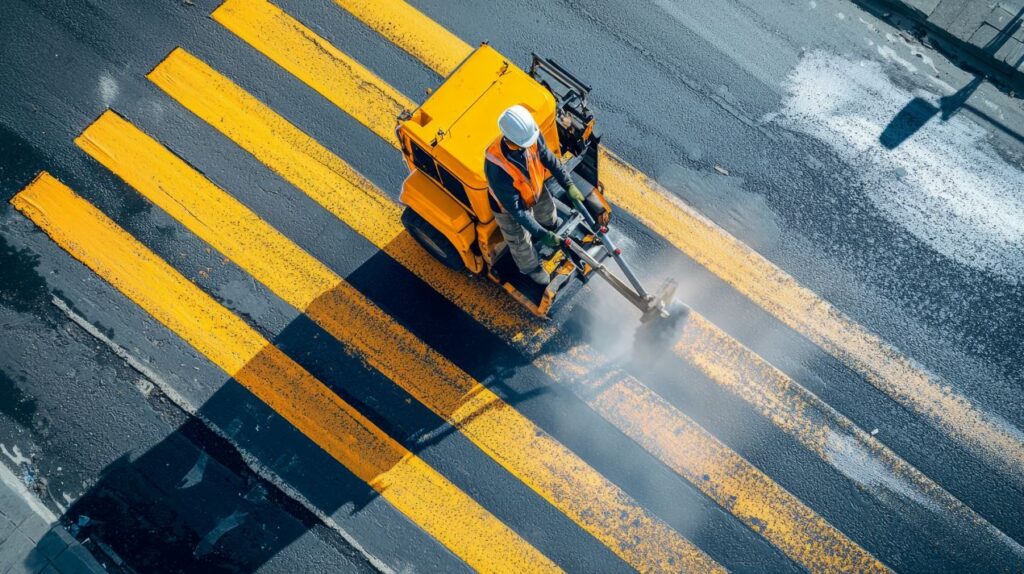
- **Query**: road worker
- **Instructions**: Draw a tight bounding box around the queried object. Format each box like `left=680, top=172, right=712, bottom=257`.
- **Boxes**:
left=485, top=105, right=607, bottom=286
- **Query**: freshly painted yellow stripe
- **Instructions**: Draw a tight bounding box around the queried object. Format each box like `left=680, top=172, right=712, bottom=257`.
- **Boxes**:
left=79, top=108, right=723, bottom=573
left=11, top=173, right=560, bottom=574
left=214, top=0, right=413, bottom=142
left=334, top=0, right=468, bottom=78
left=214, top=0, right=410, bottom=148
left=149, top=19, right=890, bottom=572
left=327, top=0, right=1024, bottom=491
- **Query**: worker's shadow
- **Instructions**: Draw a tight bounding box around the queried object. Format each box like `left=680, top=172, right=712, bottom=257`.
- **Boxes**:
left=879, top=7, right=1024, bottom=150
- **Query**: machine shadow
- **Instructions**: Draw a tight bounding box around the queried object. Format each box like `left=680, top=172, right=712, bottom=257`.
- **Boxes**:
left=61, top=242, right=577, bottom=572
left=62, top=296, right=471, bottom=573
left=61, top=378, right=379, bottom=573
left=339, top=230, right=579, bottom=443
left=880, top=7, right=1024, bottom=149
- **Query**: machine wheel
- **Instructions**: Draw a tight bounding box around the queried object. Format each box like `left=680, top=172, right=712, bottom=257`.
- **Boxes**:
left=401, top=208, right=466, bottom=271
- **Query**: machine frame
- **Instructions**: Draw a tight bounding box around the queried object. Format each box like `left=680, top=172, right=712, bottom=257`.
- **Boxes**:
left=395, top=43, right=611, bottom=318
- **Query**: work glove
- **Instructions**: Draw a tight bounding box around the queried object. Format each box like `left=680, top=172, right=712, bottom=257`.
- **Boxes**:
left=541, top=230, right=561, bottom=248
left=567, top=184, right=585, bottom=204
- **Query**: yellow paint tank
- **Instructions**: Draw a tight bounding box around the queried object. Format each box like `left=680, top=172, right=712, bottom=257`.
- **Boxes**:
left=400, top=44, right=560, bottom=192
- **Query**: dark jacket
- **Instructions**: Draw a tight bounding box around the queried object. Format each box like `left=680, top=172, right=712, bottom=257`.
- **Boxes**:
left=484, top=135, right=573, bottom=236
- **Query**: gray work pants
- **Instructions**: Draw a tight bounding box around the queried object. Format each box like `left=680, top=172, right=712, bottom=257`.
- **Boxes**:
left=493, top=182, right=558, bottom=273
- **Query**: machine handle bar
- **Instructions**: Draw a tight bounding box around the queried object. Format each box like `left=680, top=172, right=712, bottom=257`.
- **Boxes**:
left=570, top=198, right=650, bottom=300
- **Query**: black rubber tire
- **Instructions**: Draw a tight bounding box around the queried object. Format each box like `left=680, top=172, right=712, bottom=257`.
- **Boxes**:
left=401, top=208, right=466, bottom=272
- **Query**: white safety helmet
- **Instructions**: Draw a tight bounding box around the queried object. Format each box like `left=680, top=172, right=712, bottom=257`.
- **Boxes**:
left=497, top=105, right=540, bottom=148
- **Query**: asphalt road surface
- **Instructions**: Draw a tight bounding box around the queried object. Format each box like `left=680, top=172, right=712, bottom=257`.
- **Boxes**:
left=1, top=0, right=1022, bottom=572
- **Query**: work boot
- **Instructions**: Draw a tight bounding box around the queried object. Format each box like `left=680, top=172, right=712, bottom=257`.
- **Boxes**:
left=527, top=267, right=551, bottom=286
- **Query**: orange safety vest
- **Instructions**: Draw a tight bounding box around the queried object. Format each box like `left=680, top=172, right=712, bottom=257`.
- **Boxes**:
left=485, top=137, right=550, bottom=209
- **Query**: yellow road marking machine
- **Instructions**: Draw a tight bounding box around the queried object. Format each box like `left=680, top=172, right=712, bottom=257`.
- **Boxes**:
left=396, top=44, right=678, bottom=323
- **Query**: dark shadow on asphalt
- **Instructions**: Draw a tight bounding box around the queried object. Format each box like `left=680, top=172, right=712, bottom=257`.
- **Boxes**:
left=56, top=245, right=602, bottom=573
left=57, top=203, right=1024, bottom=572
left=60, top=290, right=497, bottom=573
left=10, top=0, right=1024, bottom=566
left=64, top=406, right=376, bottom=574
left=880, top=7, right=1024, bottom=149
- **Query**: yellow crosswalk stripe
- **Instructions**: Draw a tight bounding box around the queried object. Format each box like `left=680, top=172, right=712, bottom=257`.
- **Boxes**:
left=586, top=374, right=868, bottom=574
left=534, top=332, right=1022, bottom=561
left=670, top=312, right=1024, bottom=551
left=535, top=355, right=894, bottom=574
left=164, top=9, right=892, bottom=571
left=210, top=0, right=1024, bottom=560
left=327, top=0, right=1024, bottom=494
left=335, top=0, right=467, bottom=79
left=10, top=172, right=561, bottom=574
left=78, top=107, right=724, bottom=573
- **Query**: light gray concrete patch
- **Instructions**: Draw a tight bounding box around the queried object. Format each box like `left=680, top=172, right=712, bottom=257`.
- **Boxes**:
left=0, top=532, right=37, bottom=572
left=16, top=514, right=50, bottom=544
left=904, top=0, right=942, bottom=16
left=0, top=518, right=16, bottom=547
left=0, top=435, right=113, bottom=574
left=5, top=546, right=47, bottom=574
left=773, top=51, right=1024, bottom=282
left=0, top=463, right=54, bottom=527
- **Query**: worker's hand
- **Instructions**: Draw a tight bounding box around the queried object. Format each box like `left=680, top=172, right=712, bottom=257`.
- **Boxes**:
left=541, top=231, right=561, bottom=248
left=567, top=184, right=585, bottom=204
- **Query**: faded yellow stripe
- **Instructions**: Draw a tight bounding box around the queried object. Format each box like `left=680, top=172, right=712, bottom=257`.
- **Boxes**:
left=10, top=173, right=560, bottom=574
left=162, top=12, right=892, bottom=571
left=600, top=153, right=1024, bottom=483
left=673, top=312, right=1022, bottom=552
left=80, top=108, right=722, bottom=573
left=589, top=371, right=884, bottom=574
left=327, top=0, right=1024, bottom=492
